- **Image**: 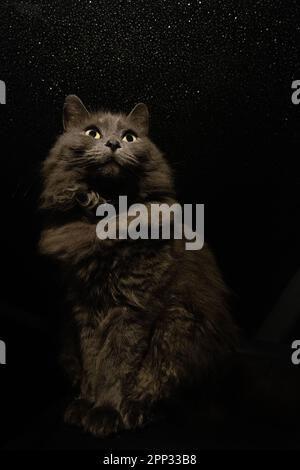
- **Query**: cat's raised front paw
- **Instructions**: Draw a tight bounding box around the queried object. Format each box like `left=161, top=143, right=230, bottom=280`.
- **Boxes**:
left=83, top=406, right=123, bottom=438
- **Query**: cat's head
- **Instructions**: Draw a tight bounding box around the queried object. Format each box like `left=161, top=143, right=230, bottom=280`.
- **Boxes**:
left=41, top=95, right=174, bottom=211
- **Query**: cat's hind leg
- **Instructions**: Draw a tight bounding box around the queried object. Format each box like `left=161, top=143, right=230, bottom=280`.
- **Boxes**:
left=80, top=306, right=150, bottom=437
left=120, top=305, right=236, bottom=429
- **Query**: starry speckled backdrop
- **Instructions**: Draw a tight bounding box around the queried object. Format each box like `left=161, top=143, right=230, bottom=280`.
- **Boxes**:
left=0, top=0, right=300, bottom=447
left=0, top=0, right=299, bottom=336
left=0, top=0, right=299, bottom=184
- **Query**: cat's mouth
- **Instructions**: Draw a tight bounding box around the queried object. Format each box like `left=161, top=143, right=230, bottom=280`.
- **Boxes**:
left=87, top=151, right=140, bottom=178
left=97, top=154, right=116, bottom=166
left=76, top=146, right=141, bottom=174
left=92, top=156, right=123, bottom=178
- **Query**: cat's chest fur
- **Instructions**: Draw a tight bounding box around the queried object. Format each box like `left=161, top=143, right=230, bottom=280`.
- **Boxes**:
left=70, top=240, right=174, bottom=315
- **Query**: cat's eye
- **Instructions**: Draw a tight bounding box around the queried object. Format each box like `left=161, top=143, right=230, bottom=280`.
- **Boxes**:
left=85, top=128, right=101, bottom=139
left=122, top=132, right=137, bottom=143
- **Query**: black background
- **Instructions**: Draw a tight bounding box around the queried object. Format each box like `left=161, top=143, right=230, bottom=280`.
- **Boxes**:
left=0, top=0, right=300, bottom=450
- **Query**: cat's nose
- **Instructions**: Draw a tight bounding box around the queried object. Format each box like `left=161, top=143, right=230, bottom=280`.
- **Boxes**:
left=105, top=139, right=121, bottom=152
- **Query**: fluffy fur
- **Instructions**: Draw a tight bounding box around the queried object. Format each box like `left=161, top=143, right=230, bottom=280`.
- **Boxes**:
left=39, top=95, right=238, bottom=438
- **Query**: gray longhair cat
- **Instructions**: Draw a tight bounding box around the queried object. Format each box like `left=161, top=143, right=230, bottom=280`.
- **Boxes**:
left=39, top=95, right=238, bottom=438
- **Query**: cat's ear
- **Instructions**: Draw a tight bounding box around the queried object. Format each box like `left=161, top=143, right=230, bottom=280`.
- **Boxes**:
left=63, top=95, right=90, bottom=130
left=127, top=103, right=149, bottom=135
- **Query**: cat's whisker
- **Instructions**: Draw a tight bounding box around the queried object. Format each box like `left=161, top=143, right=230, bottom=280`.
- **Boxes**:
left=118, top=152, right=139, bottom=166
left=122, top=150, right=138, bottom=160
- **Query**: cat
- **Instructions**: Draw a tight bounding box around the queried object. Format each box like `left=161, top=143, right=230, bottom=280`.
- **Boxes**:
left=39, top=95, right=238, bottom=438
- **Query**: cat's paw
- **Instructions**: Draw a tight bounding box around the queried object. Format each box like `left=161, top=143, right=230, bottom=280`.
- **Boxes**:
left=83, top=406, right=123, bottom=438
left=121, top=400, right=150, bottom=430
left=76, top=191, right=105, bottom=210
left=64, top=398, right=92, bottom=427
